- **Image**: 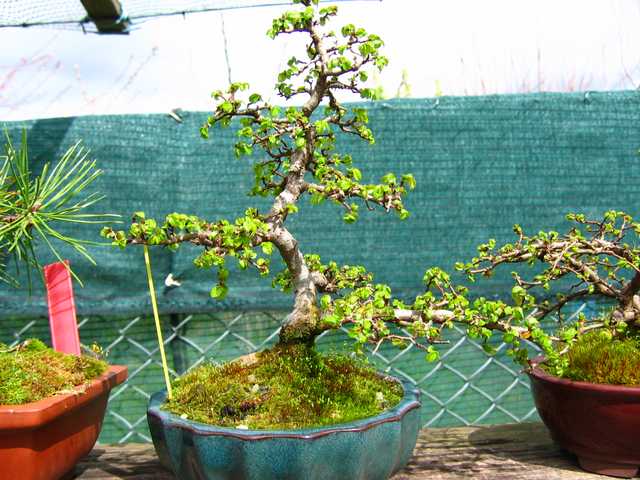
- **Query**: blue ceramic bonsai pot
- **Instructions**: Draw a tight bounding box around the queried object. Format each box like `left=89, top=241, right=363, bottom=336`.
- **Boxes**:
left=147, top=376, right=421, bottom=480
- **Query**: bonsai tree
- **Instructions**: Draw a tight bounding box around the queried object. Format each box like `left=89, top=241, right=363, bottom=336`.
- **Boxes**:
left=102, top=0, right=420, bottom=350
left=418, top=211, right=640, bottom=375
left=101, top=0, right=638, bottom=377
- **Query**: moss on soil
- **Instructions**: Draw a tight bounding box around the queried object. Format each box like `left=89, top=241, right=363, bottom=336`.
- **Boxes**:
left=164, top=343, right=404, bottom=430
left=554, top=330, right=640, bottom=385
left=0, top=338, right=109, bottom=405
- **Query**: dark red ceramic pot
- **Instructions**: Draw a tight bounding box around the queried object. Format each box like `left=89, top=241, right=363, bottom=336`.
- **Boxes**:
left=527, top=358, right=640, bottom=478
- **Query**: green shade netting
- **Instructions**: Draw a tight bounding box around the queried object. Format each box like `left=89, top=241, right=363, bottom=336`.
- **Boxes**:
left=1, top=90, right=639, bottom=318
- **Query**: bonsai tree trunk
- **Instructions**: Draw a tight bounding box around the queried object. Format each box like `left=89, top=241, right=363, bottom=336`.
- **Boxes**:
left=614, top=271, right=640, bottom=329
left=266, top=140, right=323, bottom=344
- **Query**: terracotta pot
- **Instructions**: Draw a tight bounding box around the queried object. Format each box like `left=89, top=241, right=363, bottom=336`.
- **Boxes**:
left=0, top=365, right=128, bottom=480
left=147, top=375, right=422, bottom=480
left=527, top=358, right=640, bottom=478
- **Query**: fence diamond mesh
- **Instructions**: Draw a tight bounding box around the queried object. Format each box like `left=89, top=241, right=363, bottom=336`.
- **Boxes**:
left=0, top=302, right=601, bottom=443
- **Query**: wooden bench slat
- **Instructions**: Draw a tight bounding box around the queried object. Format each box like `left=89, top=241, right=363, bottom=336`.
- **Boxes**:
left=75, top=422, right=613, bottom=479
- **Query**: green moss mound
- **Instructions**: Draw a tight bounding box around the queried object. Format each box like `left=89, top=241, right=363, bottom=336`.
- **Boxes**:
left=558, top=331, right=640, bottom=385
left=0, top=339, right=109, bottom=405
left=165, top=344, right=404, bottom=430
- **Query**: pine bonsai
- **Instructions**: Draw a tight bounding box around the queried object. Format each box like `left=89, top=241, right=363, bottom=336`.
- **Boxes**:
left=1, top=126, right=112, bottom=289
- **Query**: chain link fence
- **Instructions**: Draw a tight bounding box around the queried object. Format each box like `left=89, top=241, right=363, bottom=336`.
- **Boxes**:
left=0, top=302, right=601, bottom=443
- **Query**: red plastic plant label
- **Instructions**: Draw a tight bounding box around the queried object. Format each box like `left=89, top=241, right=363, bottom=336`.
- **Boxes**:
left=44, top=261, right=81, bottom=355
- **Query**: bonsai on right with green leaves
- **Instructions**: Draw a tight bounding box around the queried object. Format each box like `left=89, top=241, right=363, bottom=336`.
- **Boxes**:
left=450, top=211, right=640, bottom=478
left=428, top=210, right=640, bottom=381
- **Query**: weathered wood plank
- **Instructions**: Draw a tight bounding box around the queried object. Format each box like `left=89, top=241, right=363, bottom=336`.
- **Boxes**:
left=75, top=442, right=175, bottom=479
left=394, top=422, right=614, bottom=479
left=74, top=422, right=616, bottom=479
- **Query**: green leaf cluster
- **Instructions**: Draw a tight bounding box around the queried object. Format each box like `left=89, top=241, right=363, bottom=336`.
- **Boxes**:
left=103, top=209, right=274, bottom=300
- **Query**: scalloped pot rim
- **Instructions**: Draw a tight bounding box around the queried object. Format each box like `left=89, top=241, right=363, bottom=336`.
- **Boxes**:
left=148, top=375, right=422, bottom=440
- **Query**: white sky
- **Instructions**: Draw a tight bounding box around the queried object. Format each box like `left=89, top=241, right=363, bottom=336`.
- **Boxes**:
left=1, top=0, right=640, bottom=121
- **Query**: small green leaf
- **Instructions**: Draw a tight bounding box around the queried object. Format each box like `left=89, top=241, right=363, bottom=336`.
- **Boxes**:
left=511, top=286, right=526, bottom=306
left=323, top=315, right=340, bottom=327
left=373, top=185, right=386, bottom=199
left=221, top=101, right=233, bottom=113
left=210, top=285, right=229, bottom=299
left=482, top=342, right=498, bottom=355
left=343, top=213, right=357, bottom=224
left=426, top=346, right=440, bottom=362
left=321, top=295, right=331, bottom=309
left=401, top=174, right=416, bottom=189
left=261, top=242, right=274, bottom=255
left=381, top=173, right=396, bottom=184
left=270, top=106, right=281, bottom=118
left=218, top=268, right=229, bottom=281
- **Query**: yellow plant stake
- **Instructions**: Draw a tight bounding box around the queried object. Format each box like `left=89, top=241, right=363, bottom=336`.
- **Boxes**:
left=143, top=244, right=172, bottom=400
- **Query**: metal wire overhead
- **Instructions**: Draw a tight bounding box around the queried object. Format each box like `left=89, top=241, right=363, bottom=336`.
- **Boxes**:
left=0, top=0, right=377, bottom=34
